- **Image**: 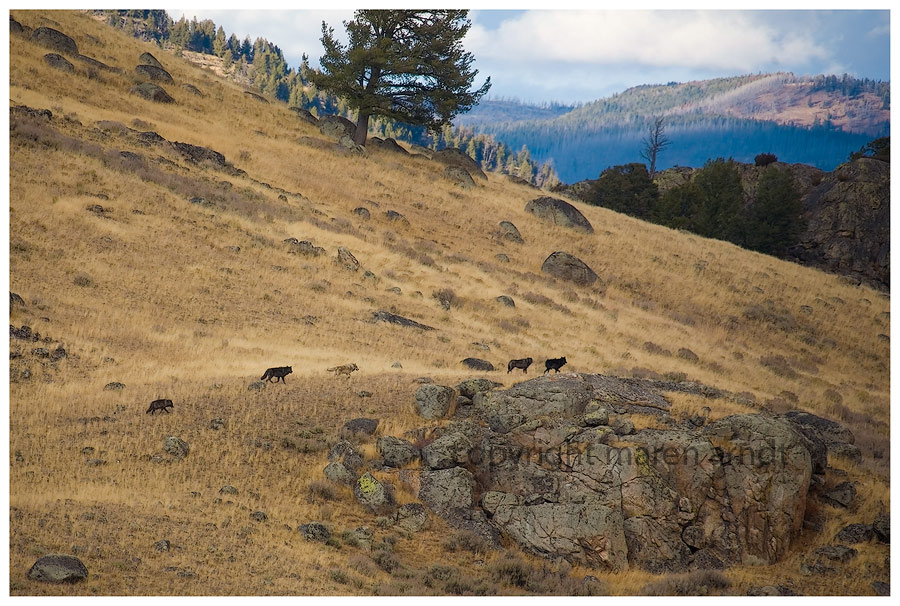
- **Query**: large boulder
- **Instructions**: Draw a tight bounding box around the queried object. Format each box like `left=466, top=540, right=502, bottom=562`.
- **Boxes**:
left=499, top=220, right=524, bottom=243
left=476, top=374, right=595, bottom=432
left=43, top=53, right=74, bottom=73
left=525, top=196, right=594, bottom=233
left=130, top=82, right=174, bottom=104
left=139, top=51, right=164, bottom=69
left=419, top=467, right=475, bottom=512
left=319, top=114, right=356, bottom=140
left=421, top=432, right=473, bottom=470
left=461, top=357, right=494, bottom=371
left=135, top=64, right=173, bottom=83
left=415, top=384, right=456, bottom=419
left=791, top=157, right=890, bottom=289
left=444, top=165, right=476, bottom=188
left=27, top=554, right=88, bottom=583
left=354, top=472, right=395, bottom=513
left=541, top=251, right=599, bottom=286
left=31, top=27, right=78, bottom=55
left=376, top=436, right=419, bottom=468
left=432, top=147, right=487, bottom=179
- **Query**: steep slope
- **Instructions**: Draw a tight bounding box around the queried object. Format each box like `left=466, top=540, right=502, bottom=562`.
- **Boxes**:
left=8, top=11, right=890, bottom=596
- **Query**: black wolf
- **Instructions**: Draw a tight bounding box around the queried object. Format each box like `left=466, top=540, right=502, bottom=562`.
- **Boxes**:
left=544, top=357, right=567, bottom=374
left=261, top=366, right=292, bottom=383
left=147, top=399, right=174, bottom=414
left=507, top=357, right=533, bottom=373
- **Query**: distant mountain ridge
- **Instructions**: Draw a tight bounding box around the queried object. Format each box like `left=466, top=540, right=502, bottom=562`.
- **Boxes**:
left=455, top=73, right=890, bottom=183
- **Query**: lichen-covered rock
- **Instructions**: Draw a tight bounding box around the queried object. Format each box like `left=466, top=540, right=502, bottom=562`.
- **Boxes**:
left=415, top=384, right=456, bottom=419
left=419, top=467, right=475, bottom=512
left=323, top=461, right=355, bottom=485
left=164, top=436, right=189, bottom=458
left=376, top=436, right=419, bottom=468
left=873, top=513, right=890, bottom=543
left=421, top=432, right=473, bottom=470
left=31, top=27, right=78, bottom=55
left=541, top=251, right=599, bottom=286
left=139, top=51, right=164, bottom=69
left=318, top=114, right=356, bottom=140
left=299, top=522, right=331, bottom=542
left=525, top=196, right=594, bottom=233
left=43, top=53, right=74, bottom=73
left=354, top=472, right=395, bottom=513
left=499, top=220, right=523, bottom=243
left=336, top=246, right=359, bottom=271
left=27, top=554, right=88, bottom=583
left=135, top=64, right=173, bottom=83
left=461, top=357, right=494, bottom=371
left=835, top=523, right=874, bottom=544
left=394, top=503, right=429, bottom=532
left=340, top=418, right=378, bottom=440
left=444, top=165, right=475, bottom=188
left=432, top=147, right=487, bottom=179
left=457, top=378, right=502, bottom=399
left=476, top=374, right=595, bottom=433
left=130, top=82, right=174, bottom=104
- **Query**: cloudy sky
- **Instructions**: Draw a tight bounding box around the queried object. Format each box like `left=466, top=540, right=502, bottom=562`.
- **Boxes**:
left=167, top=6, right=891, bottom=104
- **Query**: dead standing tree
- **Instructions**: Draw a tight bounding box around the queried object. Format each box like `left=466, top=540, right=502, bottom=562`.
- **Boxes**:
left=640, top=116, right=672, bottom=180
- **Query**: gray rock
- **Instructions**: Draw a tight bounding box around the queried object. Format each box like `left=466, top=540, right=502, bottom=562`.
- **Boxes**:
left=336, top=246, right=360, bottom=271
left=318, top=114, right=356, bottom=139
left=525, top=196, right=594, bottom=233
left=247, top=380, right=265, bottom=391
left=814, top=544, right=857, bottom=562
left=27, top=554, right=88, bottom=583
left=153, top=539, right=170, bottom=552
left=676, top=348, right=700, bottom=362
left=323, top=461, right=355, bottom=485
left=873, top=513, right=890, bottom=543
left=419, top=467, right=475, bottom=512
left=163, top=436, right=189, bottom=459
left=352, top=207, right=371, bottom=220
left=461, top=357, right=494, bottom=371
left=496, top=295, right=515, bottom=307
left=299, top=522, right=330, bottom=541
left=623, top=516, right=692, bottom=573
left=385, top=209, right=409, bottom=224
left=249, top=511, right=268, bottom=522
left=432, top=147, right=487, bottom=179
left=354, top=472, right=395, bottom=513
left=477, top=374, right=594, bottom=433
left=541, top=251, right=599, bottom=286
left=421, top=432, right=473, bottom=470
left=456, top=378, right=502, bottom=399
left=835, top=523, right=874, bottom=544
left=139, top=51, right=164, bottom=69
left=582, top=407, right=610, bottom=427
left=181, top=83, right=203, bottom=96
left=872, top=581, right=890, bottom=596
left=499, top=220, right=523, bottom=243
left=135, top=64, right=173, bottom=83
left=372, top=310, right=435, bottom=331
left=327, top=440, right=364, bottom=472
left=244, top=91, right=269, bottom=104
left=394, top=503, right=429, bottom=532
left=376, top=436, right=419, bottom=468
left=43, top=53, right=74, bottom=73
left=340, top=418, right=379, bottom=440
left=31, top=27, right=78, bottom=55
left=444, top=165, right=475, bottom=188
left=219, top=485, right=238, bottom=496
left=130, top=82, right=174, bottom=103
left=104, top=381, right=125, bottom=391
left=415, top=384, right=456, bottom=419
left=822, top=481, right=856, bottom=508
left=784, top=410, right=855, bottom=447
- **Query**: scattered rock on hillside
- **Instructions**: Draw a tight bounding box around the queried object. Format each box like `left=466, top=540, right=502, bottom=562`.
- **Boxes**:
left=340, top=418, right=379, bottom=440
left=164, top=436, right=190, bottom=459
left=457, top=378, right=502, bottom=399
left=27, top=554, right=88, bottom=584
left=421, top=432, right=473, bottom=470
left=432, top=147, right=487, bottom=179
left=461, top=357, right=494, bottom=372
left=496, top=295, right=515, bottom=307
left=135, top=64, right=173, bottom=83
left=10, top=292, right=25, bottom=308
left=244, top=91, right=268, bottom=103
left=130, top=82, right=174, bottom=103
left=525, top=196, right=594, bottom=233
left=43, top=53, right=74, bottom=73
left=677, top=348, right=700, bottom=362
left=354, top=472, right=395, bottom=513
left=499, top=220, right=524, bottom=243
left=873, top=513, right=890, bottom=543
left=284, top=239, right=325, bottom=257
left=10, top=16, right=23, bottom=34
left=444, top=165, right=475, bottom=188
left=328, top=440, right=364, bottom=473
left=75, top=54, right=112, bottom=71
left=815, top=545, right=858, bottom=562
left=31, top=27, right=78, bottom=55
left=394, top=503, right=429, bottom=532
left=371, top=310, right=435, bottom=331
left=336, top=246, right=360, bottom=271
left=377, top=436, right=419, bottom=468
left=822, top=481, right=856, bottom=509
left=138, top=51, right=164, bottom=69
left=172, top=141, right=226, bottom=167
left=834, top=523, right=874, bottom=544
left=415, top=384, right=456, bottom=419
left=369, top=137, right=408, bottom=154
left=104, top=381, right=125, bottom=391
left=318, top=114, right=356, bottom=140
left=419, top=466, right=475, bottom=512
left=324, top=461, right=355, bottom=485
left=299, top=522, right=331, bottom=542
left=290, top=106, right=318, bottom=124
left=385, top=209, right=409, bottom=225
left=352, top=207, right=371, bottom=220
left=541, top=251, right=599, bottom=286
left=180, top=83, right=203, bottom=96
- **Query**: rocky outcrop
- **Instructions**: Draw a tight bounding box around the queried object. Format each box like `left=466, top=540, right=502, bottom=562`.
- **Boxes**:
left=27, top=554, right=88, bottom=583
left=43, top=53, right=74, bottom=73
left=366, top=373, right=836, bottom=572
left=499, top=220, right=524, bottom=243
left=135, top=64, right=173, bottom=83
left=790, top=157, right=889, bottom=289
left=432, top=147, right=487, bottom=179
left=541, top=251, right=599, bottom=286
left=139, top=52, right=164, bottom=69
left=31, top=27, right=78, bottom=55
left=525, top=196, right=594, bottom=233
left=130, top=82, right=174, bottom=104
left=319, top=114, right=356, bottom=140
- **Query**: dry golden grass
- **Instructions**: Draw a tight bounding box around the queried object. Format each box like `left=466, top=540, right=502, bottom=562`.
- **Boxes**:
left=7, top=10, right=890, bottom=595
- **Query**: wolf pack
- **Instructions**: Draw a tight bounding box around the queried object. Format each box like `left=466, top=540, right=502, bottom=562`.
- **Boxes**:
left=147, top=356, right=567, bottom=416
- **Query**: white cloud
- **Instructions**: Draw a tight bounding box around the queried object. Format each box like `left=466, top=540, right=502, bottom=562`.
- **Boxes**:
left=466, top=10, right=831, bottom=73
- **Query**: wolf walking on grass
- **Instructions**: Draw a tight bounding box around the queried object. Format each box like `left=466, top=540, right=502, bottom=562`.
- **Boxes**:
left=261, top=366, right=292, bottom=383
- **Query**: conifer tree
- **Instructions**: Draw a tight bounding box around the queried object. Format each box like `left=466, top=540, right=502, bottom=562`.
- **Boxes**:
left=309, top=10, right=491, bottom=145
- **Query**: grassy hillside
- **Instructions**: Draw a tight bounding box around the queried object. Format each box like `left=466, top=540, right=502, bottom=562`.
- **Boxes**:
left=8, top=10, right=890, bottom=596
